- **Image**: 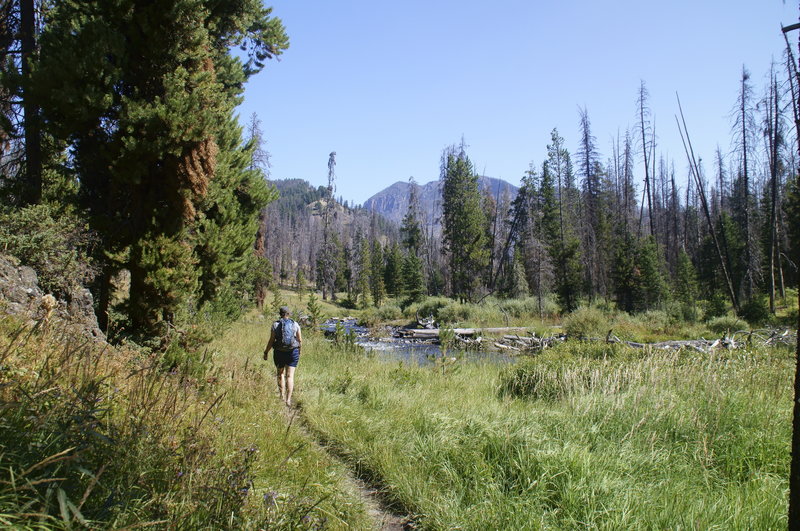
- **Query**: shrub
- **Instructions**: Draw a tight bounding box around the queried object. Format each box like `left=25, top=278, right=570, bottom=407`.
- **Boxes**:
left=405, top=297, right=452, bottom=321
left=563, top=307, right=610, bottom=339
left=361, top=303, right=403, bottom=326
left=706, top=316, right=748, bottom=335
left=497, top=297, right=558, bottom=319
left=0, top=203, right=97, bottom=297
left=739, top=297, right=771, bottom=326
left=437, top=302, right=474, bottom=324
left=704, top=292, right=729, bottom=320
left=636, top=310, right=674, bottom=332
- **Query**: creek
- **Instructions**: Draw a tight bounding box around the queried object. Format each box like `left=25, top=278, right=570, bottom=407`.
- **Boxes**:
left=320, top=318, right=515, bottom=366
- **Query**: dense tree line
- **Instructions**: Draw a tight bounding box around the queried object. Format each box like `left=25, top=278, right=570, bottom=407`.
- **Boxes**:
left=433, top=73, right=797, bottom=318
left=259, top=63, right=798, bottom=320
left=277, top=73, right=799, bottom=319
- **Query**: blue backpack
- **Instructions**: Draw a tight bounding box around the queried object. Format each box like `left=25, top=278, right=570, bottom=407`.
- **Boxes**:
left=275, top=318, right=297, bottom=351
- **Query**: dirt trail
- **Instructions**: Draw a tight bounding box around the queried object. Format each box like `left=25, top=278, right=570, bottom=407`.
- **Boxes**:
left=282, top=405, right=410, bottom=530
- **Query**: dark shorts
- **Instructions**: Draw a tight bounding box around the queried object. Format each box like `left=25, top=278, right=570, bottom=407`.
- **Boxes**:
left=273, top=348, right=300, bottom=368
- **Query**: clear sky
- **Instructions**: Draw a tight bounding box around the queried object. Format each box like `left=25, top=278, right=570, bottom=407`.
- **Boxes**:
left=238, top=1, right=797, bottom=205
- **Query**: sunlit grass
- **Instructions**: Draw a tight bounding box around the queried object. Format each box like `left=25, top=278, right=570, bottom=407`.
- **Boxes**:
left=294, top=335, right=792, bottom=530
left=0, top=311, right=372, bottom=529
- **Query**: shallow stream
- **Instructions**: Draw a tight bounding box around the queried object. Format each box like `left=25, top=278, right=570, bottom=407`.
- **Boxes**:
left=321, top=318, right=515, bottom=366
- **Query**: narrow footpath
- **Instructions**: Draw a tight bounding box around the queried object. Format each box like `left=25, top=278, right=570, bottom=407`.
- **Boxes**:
left=282, top=404, right=410, bottom=530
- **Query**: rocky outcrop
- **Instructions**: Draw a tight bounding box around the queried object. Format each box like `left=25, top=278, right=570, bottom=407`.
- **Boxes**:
left=0, top=253, right=105, bottom=341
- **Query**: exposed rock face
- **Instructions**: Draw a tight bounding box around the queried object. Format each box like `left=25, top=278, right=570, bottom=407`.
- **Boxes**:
left=0, top=254, right=41, bottom=317
left=0, top=254, right=104, bottom=341
left=362, top=176, right=519, bottom=225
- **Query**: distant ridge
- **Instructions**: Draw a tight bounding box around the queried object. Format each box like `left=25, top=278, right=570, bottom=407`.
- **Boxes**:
left=362, top=177, right=519, bottom=225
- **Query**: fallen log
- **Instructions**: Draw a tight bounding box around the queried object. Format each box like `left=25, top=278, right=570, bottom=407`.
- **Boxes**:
left=494, top=342, right=520, bottom=351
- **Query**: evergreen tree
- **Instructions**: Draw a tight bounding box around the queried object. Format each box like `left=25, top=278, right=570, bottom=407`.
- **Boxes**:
left=440, top=141, right=489, bottom=302
left=401, top=251, right=425, bottom=304
left=194, top=115, right=277, bottom=307
left=552, top=236, right=583, bottom=313
left=612, top=234, right=638, bottom=313
left=317, top=152, right=339, bottom=300
left=577, top=108, right=605, bottom=298
left=306, top=291, right=322, bottom=328
left=356, top=235, right=371, bottom=309
left=506, top=248, right=530, bottom=300
left=383, top=242, right=403, bottom=298
left=731, top=66, right=759, bottom=300
left=30, top=0, right=288, bottom=334
left=544, top=128, right=582, bottom=311
left=370, top=240, right=386, bottom=306
left=674, top=250, right=699, bottom=321
left=634, top=236, right=669, bottom=311
left=400, top=176, right=424, bottom=255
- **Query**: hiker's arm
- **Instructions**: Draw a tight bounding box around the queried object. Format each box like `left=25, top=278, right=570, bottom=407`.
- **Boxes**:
left=296, top=327, right=302, bottom=350
left=263, top=328, right=275, bottom=360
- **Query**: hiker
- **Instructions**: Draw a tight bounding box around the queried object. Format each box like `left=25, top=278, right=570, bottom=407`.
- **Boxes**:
left=263, top=306, right=302, bottom=406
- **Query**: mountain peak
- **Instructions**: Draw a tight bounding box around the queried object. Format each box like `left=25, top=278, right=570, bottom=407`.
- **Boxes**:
left=363, top=177, right=518, bottom=225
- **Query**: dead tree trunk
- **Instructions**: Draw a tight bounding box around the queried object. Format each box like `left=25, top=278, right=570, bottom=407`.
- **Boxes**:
left=676, top=96, right=739, bottom=314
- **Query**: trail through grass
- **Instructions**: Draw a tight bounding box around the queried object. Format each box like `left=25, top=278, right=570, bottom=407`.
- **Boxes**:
left=1, top=312, right=373, bottom=529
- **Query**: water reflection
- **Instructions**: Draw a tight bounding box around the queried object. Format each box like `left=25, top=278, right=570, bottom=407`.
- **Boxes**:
left=321, top=319, right=515, bottom=366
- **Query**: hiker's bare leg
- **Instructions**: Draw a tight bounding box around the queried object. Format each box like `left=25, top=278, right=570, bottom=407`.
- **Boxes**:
left=276, top=367, right=286, bottom=402
left=285, top=366, right=296, bottom=406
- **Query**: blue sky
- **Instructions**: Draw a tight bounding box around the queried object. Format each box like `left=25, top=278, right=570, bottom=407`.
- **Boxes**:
left=238, top=1, right=796, bottom=205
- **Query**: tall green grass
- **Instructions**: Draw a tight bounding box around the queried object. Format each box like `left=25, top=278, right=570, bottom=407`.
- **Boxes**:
left=0, top=312, right=371, bottom=529
left=293, top=338, right=791, bottom=529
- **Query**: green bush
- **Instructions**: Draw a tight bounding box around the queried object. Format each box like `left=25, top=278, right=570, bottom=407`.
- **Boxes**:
left=405, top=297, right=452, bottom=320
left=706, top=316, right=748, bottom=335
left=563, top=307, right=610, bottom=339
left=360, top=303, right=403, bottom=326
left=739, top=297, right=771, bottom=326
left=704, top=292, right=729, bottom=320
left=437, top=302, right=474, bottom=324
left=498, top=296, right=558, bottom=319
left=0, top=204, right=96, bottom=297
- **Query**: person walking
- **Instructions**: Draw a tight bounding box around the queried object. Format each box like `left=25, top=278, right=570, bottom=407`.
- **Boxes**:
left=263, top=306, right=302, bottom=406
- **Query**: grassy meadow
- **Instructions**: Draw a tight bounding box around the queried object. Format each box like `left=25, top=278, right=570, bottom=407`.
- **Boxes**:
left=239, top=287, right=795, bottom=529
left=1, top=285, right=795, bottom=529
left=293, top=337, right=791, bottom=529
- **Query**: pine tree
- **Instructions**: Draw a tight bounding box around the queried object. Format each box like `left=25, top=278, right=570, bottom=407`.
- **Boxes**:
left=552, top=236, right=583, bottom=313
left=306, top=291, right=322, bottom=328
left=31, top=0, right=288, bottom=334
left=356, top=235, right=371, bottom=309
left=674, top=250, right=699, bottom=321
left=400, top=176, right=424, bottom=255
left=370, top=240, right=386, bottom=306
left=383, top=242, right=403, bottom=298
left=634, top=236, right=669, bottom=311
left=577, top=108, right=605, bottom=298
left=317, top=151, right=339, bottom=300
left=440, top=141, right=489, bottom=302
left=401, top=251, right=425, bottom=304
